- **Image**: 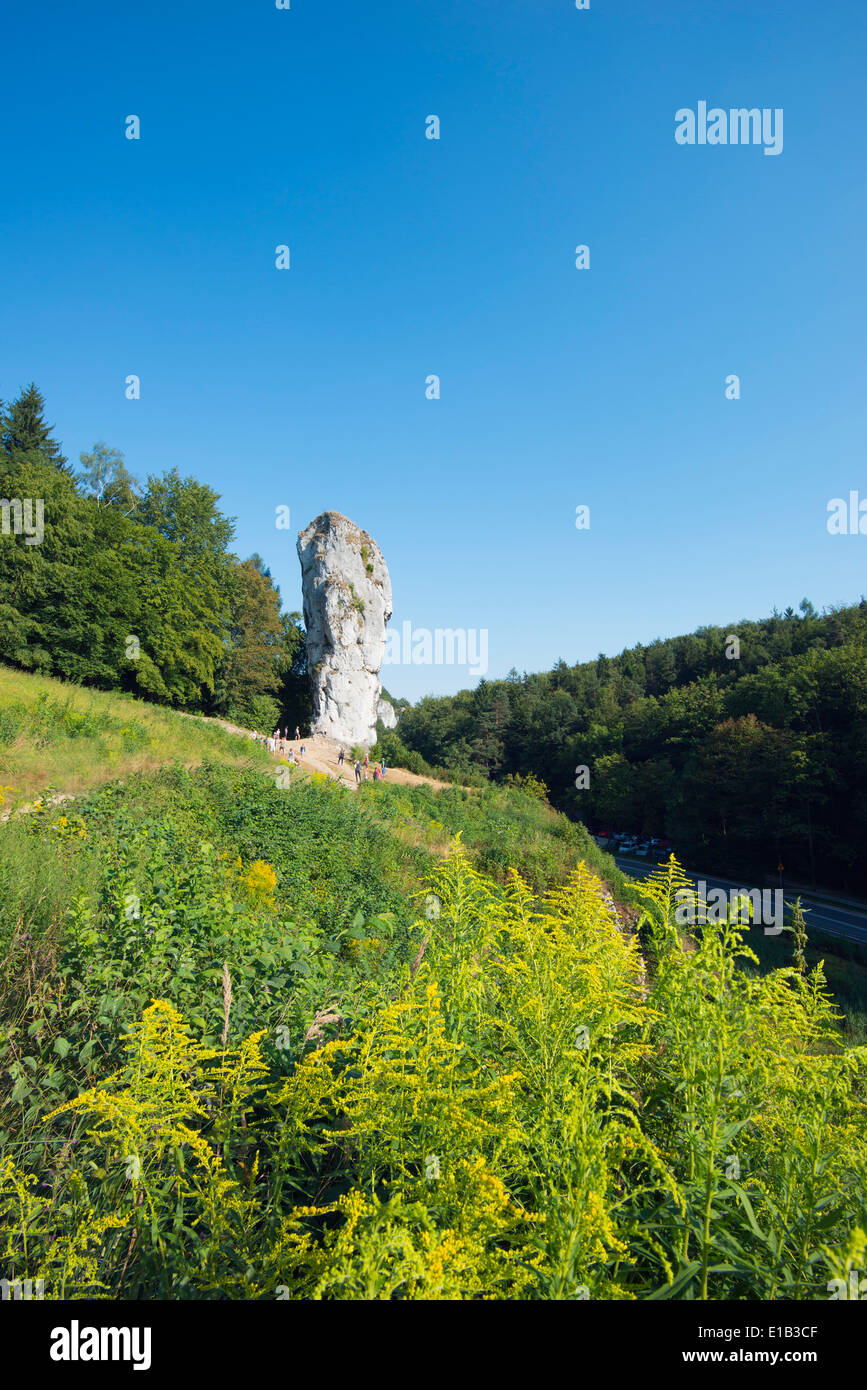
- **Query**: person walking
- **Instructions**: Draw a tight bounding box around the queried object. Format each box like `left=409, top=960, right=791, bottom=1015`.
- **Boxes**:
left=337, top=747, right=345, bottom=766
left=299, top=744, right=305, bottom=760
left=354, top=760, right=361, bottom=785
left=294, top=725, right=300, bottom=741
left=381, top=759, right=386, bottom=778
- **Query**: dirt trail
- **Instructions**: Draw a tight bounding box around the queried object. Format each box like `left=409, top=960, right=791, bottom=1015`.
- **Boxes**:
left=206, top=719, right=452, bottom=793
left=1, top=718, right=451, bottom=824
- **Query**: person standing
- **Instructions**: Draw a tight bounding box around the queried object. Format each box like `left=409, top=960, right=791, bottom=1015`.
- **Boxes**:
left=354, top=760, right=361, bottom=785
left=337, top=747, right=345, bottom=766
left=295, top=725, right=300, bottom=741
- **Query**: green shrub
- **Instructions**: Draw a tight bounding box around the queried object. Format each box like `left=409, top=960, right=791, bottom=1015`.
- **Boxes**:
left=2, top=846, right=863, bottom=1300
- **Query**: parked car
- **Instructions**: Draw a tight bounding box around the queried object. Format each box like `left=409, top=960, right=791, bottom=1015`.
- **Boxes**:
left=634, top=842, right=650, bottom=857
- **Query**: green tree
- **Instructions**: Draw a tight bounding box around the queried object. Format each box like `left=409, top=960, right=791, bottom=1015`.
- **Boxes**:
left=2, top=383, right=70, bottom=473
left=220, top=556, right=284, bottom=724
left=77, top=442, right=140, bottom=513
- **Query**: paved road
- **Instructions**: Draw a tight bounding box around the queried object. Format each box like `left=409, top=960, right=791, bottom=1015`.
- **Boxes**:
left=612, top=855, right=867, bottom=947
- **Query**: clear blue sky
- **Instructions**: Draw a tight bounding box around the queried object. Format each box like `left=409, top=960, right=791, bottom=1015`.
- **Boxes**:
left=2, top=0, right=865, bottom=700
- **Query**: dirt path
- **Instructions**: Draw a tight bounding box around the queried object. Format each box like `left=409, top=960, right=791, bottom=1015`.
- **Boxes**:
left=205, top=718, right=452, bottom=793
left=1, top=719, right=452, bottom=824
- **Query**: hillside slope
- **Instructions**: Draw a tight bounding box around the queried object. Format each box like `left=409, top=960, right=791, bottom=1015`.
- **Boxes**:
left=208, top=717, right=452, bottom=792
left=0, top=666, right=272, bottom=812
left=1, top=667, right=864, bottom=1302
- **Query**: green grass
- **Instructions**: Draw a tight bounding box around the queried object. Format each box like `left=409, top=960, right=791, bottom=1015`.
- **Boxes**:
left=1, top=673, right=866, bottom=1300
left=0, top=664, right=270, bottom=810
left=355, top=777, right=630, bottom=898
left=0, top=758, right=629, bottom=1153
left=2, top=838, right=865, bottom=1300
left=736, top=912, right=867, bottom=1045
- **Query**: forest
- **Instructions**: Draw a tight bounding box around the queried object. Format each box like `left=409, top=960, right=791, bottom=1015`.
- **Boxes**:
left=383, top=602, right=867, bottom=894
left=0, top=384, right=310, bottom=734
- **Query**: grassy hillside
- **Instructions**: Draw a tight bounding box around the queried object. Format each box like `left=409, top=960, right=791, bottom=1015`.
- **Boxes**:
left=1, top=667, right=865, bottom=1300
left=0, top=665, right=271, bottom=810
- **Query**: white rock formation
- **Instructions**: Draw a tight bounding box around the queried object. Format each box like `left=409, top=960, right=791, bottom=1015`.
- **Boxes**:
left=297, top=512, right=393, bottom=746
left=377, top=697, right=398, bottom=730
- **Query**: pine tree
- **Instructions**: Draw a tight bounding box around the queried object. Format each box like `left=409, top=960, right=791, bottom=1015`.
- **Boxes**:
left=2, top=383, right=71, bottom=472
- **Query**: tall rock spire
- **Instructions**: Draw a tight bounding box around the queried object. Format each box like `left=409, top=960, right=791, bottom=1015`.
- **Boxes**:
left=297, top=511, right=394, bottom=746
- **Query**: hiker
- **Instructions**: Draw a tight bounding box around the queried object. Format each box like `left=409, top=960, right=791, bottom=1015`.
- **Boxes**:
left=381, top=759, right=386, bottom=777
left=294, top=725, right=300, bottom=740
left=354, top=760, right=361, bottom=784
left=337, top=747, right=345, bottom=766
left=373, top=766, right=380, bottom=781
left=299, top=744, right=305, bottom=759
left=363, top=753, right=369, bottom=770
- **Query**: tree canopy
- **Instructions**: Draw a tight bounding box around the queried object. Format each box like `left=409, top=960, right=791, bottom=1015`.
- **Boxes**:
left=393, top=602, right=867, bottom=893
left=0, top=385, right=307, bottom=726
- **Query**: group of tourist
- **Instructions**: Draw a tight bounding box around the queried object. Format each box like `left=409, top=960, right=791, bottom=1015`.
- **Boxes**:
left=250, top=725, right=304, bottom=759
left=340, top=749, right=387, bottom=784
left=247, top=726, right=388, bottom=789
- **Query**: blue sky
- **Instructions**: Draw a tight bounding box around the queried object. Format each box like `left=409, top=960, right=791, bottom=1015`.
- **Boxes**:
left=2, top=0, right=865, bottom=700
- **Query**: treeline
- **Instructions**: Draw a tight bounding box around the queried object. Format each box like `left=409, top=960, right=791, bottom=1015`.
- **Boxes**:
left=0, top=384, right=311, bottom=731
left=392, top=601, right=867, bottom=893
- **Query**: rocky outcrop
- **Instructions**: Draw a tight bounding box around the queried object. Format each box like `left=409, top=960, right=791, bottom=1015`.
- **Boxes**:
left=377, top=697, right=397, bottom=730
left=297, top=512, right=393, bottom=746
